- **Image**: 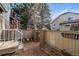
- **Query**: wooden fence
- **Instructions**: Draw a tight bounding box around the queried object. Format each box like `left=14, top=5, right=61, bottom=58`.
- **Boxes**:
left=39, top=30, right=79, bottom=56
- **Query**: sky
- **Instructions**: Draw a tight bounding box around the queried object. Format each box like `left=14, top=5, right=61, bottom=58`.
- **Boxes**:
left=48, top=3, right=79, bottom=21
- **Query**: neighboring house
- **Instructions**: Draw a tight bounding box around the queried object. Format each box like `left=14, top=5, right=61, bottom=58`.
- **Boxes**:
left=0, top=3, right=23, bottom=55
left=51, top=12, right=79, bottom=31
left=0, top=3, right=11, bottom=30
left=60, top=19, right=79, bottom=31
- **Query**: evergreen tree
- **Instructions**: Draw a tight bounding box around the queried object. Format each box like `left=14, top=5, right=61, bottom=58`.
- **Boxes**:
left=13, top=3, right=34, bottom=29
left=12, top=3, right=51, bottom=30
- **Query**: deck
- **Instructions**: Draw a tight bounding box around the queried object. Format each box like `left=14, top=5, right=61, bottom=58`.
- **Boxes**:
left=0, top=41, right=18, bottom=55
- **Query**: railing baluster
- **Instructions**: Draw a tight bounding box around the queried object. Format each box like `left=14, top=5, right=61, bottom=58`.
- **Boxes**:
left=17, top=30, right=18, bottom=42
left=4, top=30, right=5, bottom=42
left=0, top=29, right=23, bottom=49
left=8, top=30, right=9, bottom=41
left=14, top=30, right=15, bottom=42
left=12, top=30, right=14, bottom=40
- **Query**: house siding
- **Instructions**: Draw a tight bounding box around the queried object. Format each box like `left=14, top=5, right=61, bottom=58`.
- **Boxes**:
left=0, top=3, right=11, bottom=29
left=51, top=12, right=79, bottom=31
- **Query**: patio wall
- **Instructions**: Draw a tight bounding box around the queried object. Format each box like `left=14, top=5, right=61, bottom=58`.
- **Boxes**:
left=22, top=30, right=39, bottom=42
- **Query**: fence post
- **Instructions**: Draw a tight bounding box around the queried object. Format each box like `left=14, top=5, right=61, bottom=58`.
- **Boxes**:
left=34, top=30, right=37, bottom=42
left=40, top=30, right=46, bottom=48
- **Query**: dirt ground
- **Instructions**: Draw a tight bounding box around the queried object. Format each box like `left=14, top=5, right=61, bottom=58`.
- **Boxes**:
left=14, top=42, right=47, bottom=56
left=2, top=42, right=71, bottom=56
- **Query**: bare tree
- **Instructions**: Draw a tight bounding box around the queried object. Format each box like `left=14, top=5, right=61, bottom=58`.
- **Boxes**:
left=30, top=3, right=51, bottom=30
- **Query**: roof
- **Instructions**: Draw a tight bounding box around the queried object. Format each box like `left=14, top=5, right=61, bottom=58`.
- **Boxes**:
left=0, top=4, right=7, bottom=12
left=51, top=12, right=79, bottom=24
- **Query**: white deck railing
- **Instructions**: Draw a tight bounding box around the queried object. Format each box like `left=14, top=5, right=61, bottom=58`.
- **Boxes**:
left=0, top=29, right=23, bottom=49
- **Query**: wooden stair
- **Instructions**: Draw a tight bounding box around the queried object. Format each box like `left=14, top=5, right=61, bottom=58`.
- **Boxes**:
left=0, top=41, right=19, bottom=55
left=40, top=44, right=71, bottom=56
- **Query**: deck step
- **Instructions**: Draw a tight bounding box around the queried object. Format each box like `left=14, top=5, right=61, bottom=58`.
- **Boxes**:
left=0, top=41, right=19, bottom=55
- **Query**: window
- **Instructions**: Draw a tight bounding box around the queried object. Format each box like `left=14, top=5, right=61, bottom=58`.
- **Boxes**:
left=53, top=24, right=55, bottom=26
left=59, top=23, right=62, bottom=25
left=68, top=17, right=73, bottom=21
left=65, top=24, right=70, bottom=26
left=0, top=7, right=3, bottom=14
